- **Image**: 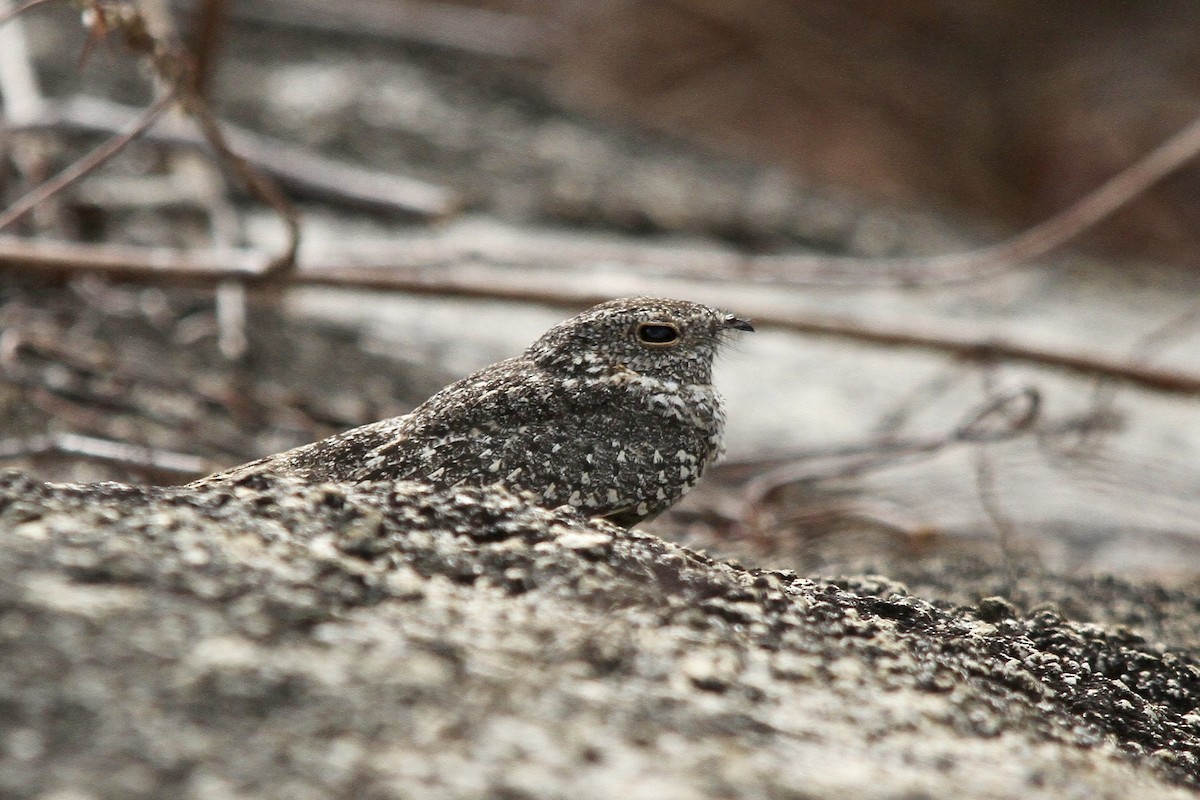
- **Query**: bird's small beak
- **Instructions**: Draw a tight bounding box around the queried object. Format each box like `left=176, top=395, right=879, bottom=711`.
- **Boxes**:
left=722, top=314, right=755, bottom=332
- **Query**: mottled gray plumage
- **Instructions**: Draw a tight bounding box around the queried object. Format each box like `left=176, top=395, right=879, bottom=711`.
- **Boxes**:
left=192, top=297, right=753, bottom=526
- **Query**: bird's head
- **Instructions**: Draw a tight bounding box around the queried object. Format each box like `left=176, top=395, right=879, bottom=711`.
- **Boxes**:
left=526, top=297, right=753, bottom=385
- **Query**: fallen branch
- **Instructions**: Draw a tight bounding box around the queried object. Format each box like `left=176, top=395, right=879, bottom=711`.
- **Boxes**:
left=0, top=234, right=271, bottom=275
left=283, top=272, right=1200, bottom=396
left=0, top=90, right=177, bottom=232
left=5, top=237, right=1199, bottom=397
left=13, top=95, right=461, bottom=219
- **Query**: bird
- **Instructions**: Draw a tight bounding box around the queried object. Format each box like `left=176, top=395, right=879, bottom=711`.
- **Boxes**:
left=191, top=297, right=754, bottom=527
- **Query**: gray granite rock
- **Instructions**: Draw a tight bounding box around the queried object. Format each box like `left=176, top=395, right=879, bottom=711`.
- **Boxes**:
left=1, top=471, right=1198, bottom=799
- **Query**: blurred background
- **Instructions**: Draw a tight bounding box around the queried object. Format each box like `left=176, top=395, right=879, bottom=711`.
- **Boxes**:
left=5, top=0, right=1200, bottom=584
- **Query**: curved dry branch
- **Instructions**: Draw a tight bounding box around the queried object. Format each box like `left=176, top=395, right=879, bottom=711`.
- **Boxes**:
left=0, top=90, right=176, bottom=232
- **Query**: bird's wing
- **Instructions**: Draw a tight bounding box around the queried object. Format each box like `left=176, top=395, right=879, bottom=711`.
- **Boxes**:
left=188, top=414, right=413, bottom=487
left=347, top=360, right=626, bottom=484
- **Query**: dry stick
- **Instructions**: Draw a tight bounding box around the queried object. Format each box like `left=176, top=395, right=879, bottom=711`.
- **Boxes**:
left=972, top=447, right=1019, bottom=560
left=136, top=0, right=252, bottom=362
left=1, top=1, right=305, bottom=269
left=0, top=90, right=177, bottom=231
left=740, top=309, right=1200, bottom=395
left=980, top=114, right=1200, bottom=270
left=140, top=0, right=300, bottom=274
left=0, top=234, right=271, bottom=274
left=183, top=96, right=300, bottom=272
left=14, top=96, right=461, bottom=218
left=734, top=387, right=1042, bottom=546
left=968, top=375, right=1025, bottom=562
left=138, top=0, right=294, bottom=367
left=187, top=0, right=229, bottom=100
left=754, top=111, right=1200, bottom=287
left=4, top=244, right=1200, bottom=396
left=295, top=272, right=1200, bottom=395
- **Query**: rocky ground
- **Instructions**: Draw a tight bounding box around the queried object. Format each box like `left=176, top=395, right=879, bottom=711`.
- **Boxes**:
left=3, top=471, right=1200, bottom=799
left=8, top=266, right=1200, bottom=798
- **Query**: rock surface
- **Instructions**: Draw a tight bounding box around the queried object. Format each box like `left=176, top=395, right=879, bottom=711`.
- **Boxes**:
left=2, top=470, right=1199, bottom=799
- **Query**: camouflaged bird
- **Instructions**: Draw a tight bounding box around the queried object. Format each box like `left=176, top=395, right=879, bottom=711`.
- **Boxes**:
left=192, top=297, right=753, bottom=526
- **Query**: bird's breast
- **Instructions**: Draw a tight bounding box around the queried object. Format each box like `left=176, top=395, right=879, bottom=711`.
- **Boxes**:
left=619, top=375, right=725, bottom=433
left=587, top=372, right=728, bottom=467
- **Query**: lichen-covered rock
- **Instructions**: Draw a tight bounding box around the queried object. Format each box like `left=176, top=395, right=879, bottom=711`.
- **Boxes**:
left=1, top=470, right=1198, bottom=799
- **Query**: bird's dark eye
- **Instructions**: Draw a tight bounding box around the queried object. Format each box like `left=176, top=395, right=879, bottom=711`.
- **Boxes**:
left=636, top=322, right=680, bottom=346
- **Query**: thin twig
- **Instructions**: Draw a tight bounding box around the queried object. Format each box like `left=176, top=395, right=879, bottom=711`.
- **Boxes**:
left=0, top=234, right=271, bottom=275
left=183, top=95, right=300, bottom=272
left=737, top=388, right=1043, bottom=519
left=187, top=0, right=229, bottom=100
left=287, top=274, right=1200, bottom=396
left=756, top=110, right=1200, bottom=286
left=972, top=446, right=1019, bottom=559
left=733, top=309, right=1200, bottom=396
left=0, top=89, right=177, bottom=232
left=6, top=239, right=1200, bottom=397
left=141, top=0, right=299, bottom=273
left=13, top=95, right=461, bottom=218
